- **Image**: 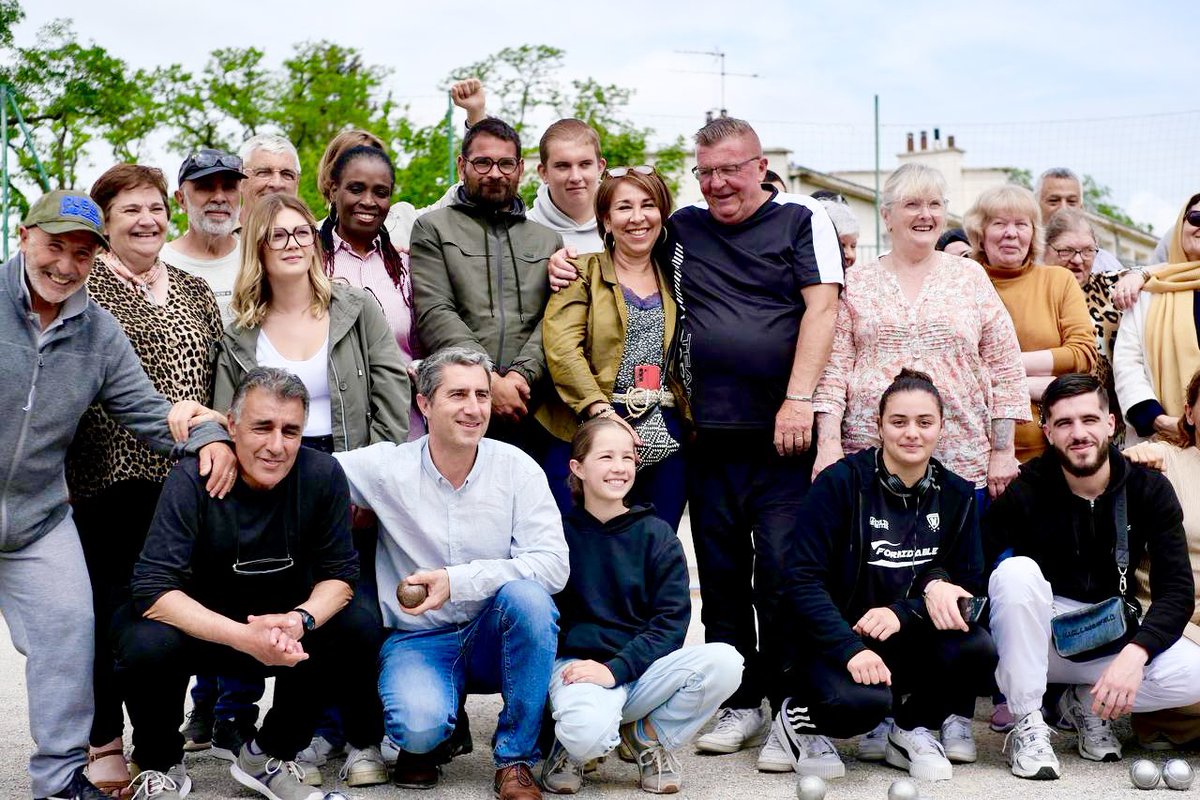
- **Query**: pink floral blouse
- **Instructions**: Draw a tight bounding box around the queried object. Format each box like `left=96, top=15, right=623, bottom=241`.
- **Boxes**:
left=814, top=251, right=1030, bottom=487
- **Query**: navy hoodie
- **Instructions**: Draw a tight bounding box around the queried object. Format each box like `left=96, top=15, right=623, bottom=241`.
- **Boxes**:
left=556, top=504, right=690, bottom=686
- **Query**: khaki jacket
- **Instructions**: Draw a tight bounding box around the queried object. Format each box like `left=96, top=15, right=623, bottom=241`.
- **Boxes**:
left=536, top=250, right=688, bottom=442
left=213, top=283, right=411, bottom=450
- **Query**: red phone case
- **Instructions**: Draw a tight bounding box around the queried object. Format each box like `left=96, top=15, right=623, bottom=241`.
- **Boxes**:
left=634, top=364, right=661, bottom=390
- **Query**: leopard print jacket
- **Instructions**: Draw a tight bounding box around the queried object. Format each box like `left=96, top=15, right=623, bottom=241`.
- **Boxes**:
left=1084, top=271, right=1125, bottom=446
left=66, top=259, right=222, bottom=498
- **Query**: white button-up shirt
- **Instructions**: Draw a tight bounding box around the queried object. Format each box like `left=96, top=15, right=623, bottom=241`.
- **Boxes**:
left=334, top=436, right=568, bottom=630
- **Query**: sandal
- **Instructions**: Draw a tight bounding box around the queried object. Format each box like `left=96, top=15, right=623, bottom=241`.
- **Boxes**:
left=87, top=745, right=131, bottom=798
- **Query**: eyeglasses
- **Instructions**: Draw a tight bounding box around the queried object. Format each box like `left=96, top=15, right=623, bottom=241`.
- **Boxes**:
left=691, top=156, right=762, bottom=182
left=188, top=152, right=243, bottom=171
left=1052, top=246, right=1098, bottom=261
left=250, top=167, right=299, bottom=183
left=1186, top=210, right=1200, bottom=228
left=266, top=225, right=316, bottom=250
left=604, top=165, right=656, bottom=179
left=467, top=157, right=520, bottom=175
left=232, top=534, right=294, bottom=576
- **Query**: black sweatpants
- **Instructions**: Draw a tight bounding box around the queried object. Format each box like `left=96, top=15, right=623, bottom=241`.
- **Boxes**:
left=113, top=591, right=384, bottom=772
left=782, top=623, right=997, bottom=737
left=687, top=430, right=814, bottom=711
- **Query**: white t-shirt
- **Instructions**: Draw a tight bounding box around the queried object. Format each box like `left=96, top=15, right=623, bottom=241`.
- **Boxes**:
left=255, top=331, right=333, bottom=437
left=160, top=238, right=242, bottom=324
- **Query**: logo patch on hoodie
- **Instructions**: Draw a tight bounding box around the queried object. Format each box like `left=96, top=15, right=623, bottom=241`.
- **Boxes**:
left=867, top=539, right=939, bottom=568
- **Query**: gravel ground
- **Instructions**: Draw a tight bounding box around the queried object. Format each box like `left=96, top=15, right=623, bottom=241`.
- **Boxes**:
left=1, top=512, right=1193, bottom=798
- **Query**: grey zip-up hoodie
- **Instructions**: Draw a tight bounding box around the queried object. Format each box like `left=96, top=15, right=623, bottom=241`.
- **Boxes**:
left=0, top=254, right=230, bottom=552
left=410, top=187, right=562, bottom=389
left=526, top=182, right=603, bottom=254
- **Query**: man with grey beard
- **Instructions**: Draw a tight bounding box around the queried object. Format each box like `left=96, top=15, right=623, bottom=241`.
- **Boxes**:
left=160, top=149, right=247, bottom=323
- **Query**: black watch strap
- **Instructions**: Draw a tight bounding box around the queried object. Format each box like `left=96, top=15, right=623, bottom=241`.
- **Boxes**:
left=293, top=607, right=316, bottom=632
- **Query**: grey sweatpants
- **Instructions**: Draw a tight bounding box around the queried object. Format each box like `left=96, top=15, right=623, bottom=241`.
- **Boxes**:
left=0, top=513, right=94, bottom=797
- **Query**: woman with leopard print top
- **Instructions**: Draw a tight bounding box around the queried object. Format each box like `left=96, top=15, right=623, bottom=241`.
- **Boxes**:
left=63, top=164, right=224, bottom=796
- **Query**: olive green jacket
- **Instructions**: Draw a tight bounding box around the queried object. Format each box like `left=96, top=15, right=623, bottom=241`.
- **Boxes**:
left=536, top=250, right=688, bottom=442
left=213, top=283, right=411, bottom=450
left=410, top=189, right=562, bottom=392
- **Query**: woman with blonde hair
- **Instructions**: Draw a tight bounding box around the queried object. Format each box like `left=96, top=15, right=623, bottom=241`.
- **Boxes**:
left=814, top=163, right=1028, bottom=502
left=1115, top=192, right=1200, bottom=441
left=964, top=184, right=1097, bottom=462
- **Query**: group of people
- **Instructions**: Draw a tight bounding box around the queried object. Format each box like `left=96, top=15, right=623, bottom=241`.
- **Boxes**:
left=4, top=73, right=1200, bottom=800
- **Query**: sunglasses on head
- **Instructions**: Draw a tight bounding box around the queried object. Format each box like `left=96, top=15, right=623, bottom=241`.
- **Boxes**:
left=188, top=152, right=243, bottom=171
left=603, top=165, right=656, bottom=179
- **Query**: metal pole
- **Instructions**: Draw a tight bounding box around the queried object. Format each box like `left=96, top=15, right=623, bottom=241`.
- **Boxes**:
left=12, top=98, right=50, bottom=191
left=3, top=84, right=9, bottom=262
left=873, top=94, right=881, bottom=254
left=446, top=93, right=455, bottom=185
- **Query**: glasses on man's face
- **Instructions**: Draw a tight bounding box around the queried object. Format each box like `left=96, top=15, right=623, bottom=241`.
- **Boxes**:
left=691, top=156, right=761, bottom=182
left=467, top=157, right=520, bottom=175
left=1053, top=246, right=1098, bottom=262
left=250, top=167, right=299, bottom=184
left=266, top=225, right=316, bottom=250
left=604, top=165, right=656, bottom=179
left=1185, top=210, right=1200, bottom=228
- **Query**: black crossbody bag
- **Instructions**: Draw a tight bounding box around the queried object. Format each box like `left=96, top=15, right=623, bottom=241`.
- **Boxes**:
left=1050, top=488, right=1140, bottom=662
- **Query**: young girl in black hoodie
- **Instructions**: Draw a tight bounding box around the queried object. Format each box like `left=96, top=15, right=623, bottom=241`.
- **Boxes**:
left=540, top=417, right=742, bottom=794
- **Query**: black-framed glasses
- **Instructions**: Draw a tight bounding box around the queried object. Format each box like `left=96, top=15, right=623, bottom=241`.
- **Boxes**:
left=266, top=225, right=316, bottom=250
left=691, top=156, right=762, bottom=182
left=1053, top=246, right=1098, bottom=261
left=1186, top=210, right=1200, bottom=228
left=467, top=156, right=520, bottom=175
left=604, top=165, right=656, bottom=179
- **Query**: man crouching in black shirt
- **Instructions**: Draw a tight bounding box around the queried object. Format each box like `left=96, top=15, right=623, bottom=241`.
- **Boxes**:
left=113, top=367, right=382, bottom=800
left=776, top=370, right=996, bottom=784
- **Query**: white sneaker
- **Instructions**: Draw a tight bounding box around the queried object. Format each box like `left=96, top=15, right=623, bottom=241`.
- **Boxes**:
left=128, top=763, right=191, bottom=799
left=773, top=702, right=845, bottom=779
left=1004, top=710, right=1061, bottom=780
left=379, top=736, right=399, bottom=766
left=1057, top=685, right=1122, bottom=762
left=756, top=720, right=795, bottom=772
left=695, top=707, right=768, bottom=754
left=295, top=735, right=341, bottom=768
left=857, top=718, right=891, bottom=762
left=940, top=714, right=977, bottom=763
left=885, top=724, right=953, bottom=781
left=340, top=745, right=388, bottom=787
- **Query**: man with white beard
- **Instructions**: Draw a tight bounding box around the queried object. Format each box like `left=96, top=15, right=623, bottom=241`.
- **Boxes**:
left=160, top=149, right=247, bottom=323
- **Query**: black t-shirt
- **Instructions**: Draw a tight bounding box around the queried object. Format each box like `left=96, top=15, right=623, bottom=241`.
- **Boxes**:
left=131, top=448, right=359, bottom=623
left=668, top=190, right=844, bottom=430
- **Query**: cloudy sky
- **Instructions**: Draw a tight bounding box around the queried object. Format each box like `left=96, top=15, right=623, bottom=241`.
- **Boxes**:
left=13, top=0, right=1199, bottom=233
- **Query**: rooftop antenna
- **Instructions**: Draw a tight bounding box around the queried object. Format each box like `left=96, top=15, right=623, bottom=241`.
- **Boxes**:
left=674, top=48, right=760, bottom=118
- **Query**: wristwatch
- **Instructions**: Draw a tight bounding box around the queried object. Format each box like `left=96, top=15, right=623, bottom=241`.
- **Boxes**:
left=292, top=607, right=316, bottom=633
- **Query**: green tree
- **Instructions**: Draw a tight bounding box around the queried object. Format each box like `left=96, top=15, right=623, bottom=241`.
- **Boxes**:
left=450, top=45, right=565, bottom=135
left=1083, top=174, right=1151, bottom=234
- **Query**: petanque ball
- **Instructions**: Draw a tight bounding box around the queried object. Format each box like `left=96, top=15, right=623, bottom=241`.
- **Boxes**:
left=397, top=580, right=428, bottom=609
left=796, top=774, right=826, bottom=800
left=888, top=778, right=921, bottom=800
left=323, top=793, right=350, bottom=800
left=1131, top=759, right=1163, bottom=790
left=1164, top=759, right=1195, bottom=791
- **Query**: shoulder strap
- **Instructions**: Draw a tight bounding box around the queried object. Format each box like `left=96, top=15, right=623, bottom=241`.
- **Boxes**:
left=1115, top=484, right=1129, bottom=593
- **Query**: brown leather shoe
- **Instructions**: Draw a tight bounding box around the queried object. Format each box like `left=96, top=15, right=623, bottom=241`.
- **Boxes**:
left=494, top=763, right=542, bottom=799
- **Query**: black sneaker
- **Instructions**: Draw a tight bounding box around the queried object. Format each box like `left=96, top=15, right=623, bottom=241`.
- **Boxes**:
left=448, top=709, right=473, bottom=758
left=181, top=705, right=214, bottom=752
left=211, top=717, right=257, bottom=762
left=39, top=766, right=110, bottom=800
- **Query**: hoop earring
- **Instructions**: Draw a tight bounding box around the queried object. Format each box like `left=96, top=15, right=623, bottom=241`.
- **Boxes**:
left=604, top=231, right=615, bottom=251
left=656, top=227, right=668, bottom=247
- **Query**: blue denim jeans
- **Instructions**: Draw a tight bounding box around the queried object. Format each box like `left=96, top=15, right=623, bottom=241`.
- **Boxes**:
left=378, top=580, right=559, bottom=767
left=548, top=643, right=743, bottom=761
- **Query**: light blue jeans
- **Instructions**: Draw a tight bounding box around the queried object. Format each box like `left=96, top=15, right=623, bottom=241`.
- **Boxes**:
left=548, top=643, right=743, bottom=761
left=378, top=580, right=559, bottom=767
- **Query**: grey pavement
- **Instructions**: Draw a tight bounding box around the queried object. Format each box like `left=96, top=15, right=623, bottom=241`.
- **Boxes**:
left=0, top=511, right=1189, bottom=798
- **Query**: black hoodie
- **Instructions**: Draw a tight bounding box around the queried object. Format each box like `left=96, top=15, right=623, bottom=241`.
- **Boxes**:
left=782, top=448, right=981, bottom=668
left=983, top=446, right=1192, bottom=661
left=555, top=504, right=690, bottom=686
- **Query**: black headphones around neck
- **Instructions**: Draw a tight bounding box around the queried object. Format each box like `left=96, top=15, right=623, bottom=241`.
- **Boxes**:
left=876, top=449, right=939, bottom=498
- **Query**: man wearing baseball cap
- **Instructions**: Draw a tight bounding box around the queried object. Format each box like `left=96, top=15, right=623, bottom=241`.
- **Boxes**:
left=1, top=189, right=237, bottom=800
left=160, top=148, right=247, bottom=323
